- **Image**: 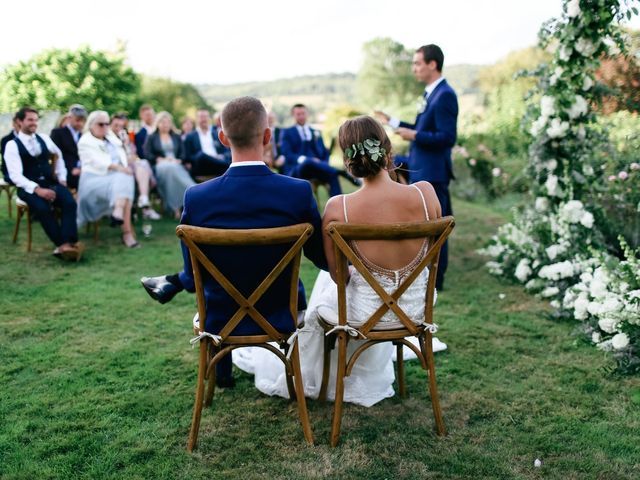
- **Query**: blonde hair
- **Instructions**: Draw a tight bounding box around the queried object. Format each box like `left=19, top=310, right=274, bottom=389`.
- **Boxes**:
left=154, top=111, right=175, bottom=131
left=85, top=110, right=110, bottom=133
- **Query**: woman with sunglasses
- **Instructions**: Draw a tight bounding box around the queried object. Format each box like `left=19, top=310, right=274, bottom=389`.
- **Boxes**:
left=77, top=110, right=139, bottom=248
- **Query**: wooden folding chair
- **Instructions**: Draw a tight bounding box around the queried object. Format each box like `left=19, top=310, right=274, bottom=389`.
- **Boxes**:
left=317, top=216, right=455, bottom=447
left=0, top=179, right=14, bottom=218
left=176, top=223, right=315, bottom=451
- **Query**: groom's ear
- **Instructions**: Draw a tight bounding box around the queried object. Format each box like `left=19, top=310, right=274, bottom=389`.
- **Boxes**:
left=218, top=129, right=231, bottom=147
left=262, top=127, right=271, bottom=146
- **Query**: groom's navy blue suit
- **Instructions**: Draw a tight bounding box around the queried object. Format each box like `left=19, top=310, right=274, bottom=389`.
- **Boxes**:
left=400, top=79, right=458, bottom=288
left=178, top=163, right=327, bottom=379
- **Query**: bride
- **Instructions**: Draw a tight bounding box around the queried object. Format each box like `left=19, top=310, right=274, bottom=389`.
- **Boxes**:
left=234, top=115, right=444, bottom=407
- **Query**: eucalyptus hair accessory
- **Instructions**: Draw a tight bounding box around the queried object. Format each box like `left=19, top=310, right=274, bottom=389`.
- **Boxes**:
left=344, top=138, right=387, bottom=163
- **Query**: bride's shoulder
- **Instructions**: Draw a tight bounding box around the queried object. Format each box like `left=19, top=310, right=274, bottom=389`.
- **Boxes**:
left=322, top=194, right=344, bottom=221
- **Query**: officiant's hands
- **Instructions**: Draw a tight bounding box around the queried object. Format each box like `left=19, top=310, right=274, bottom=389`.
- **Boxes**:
left=374, top=111, right=390, bottom=124
left=395, top=127, right=417, bottom=141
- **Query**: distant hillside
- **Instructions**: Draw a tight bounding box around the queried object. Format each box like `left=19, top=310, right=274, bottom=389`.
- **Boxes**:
left=196, top=65, right=483, bottom=116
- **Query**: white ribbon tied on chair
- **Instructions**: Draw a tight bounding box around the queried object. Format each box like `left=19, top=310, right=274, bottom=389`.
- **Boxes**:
left=325, top=325, right=367, bottom=339
left=189, top=331, right=222, bottom=348
left=421, top=322, right=439, bottom=334
left=285, top=330, right=301, bottom=360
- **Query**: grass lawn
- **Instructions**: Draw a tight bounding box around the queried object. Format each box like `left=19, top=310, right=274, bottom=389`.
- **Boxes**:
left=1, top=194, right=639, bottom=479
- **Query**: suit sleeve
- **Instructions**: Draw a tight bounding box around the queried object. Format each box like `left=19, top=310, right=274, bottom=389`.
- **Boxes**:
left=315, top=134, right=329, bottom=162
left=279, top=130, right=299, bottom=170
left=178, top=189, right=196, bottom=292
left=413, top=91, right=458, bottom=150
left=143, top=135, right=158, bottom=165
left=301, top=183, right=328, bottom=271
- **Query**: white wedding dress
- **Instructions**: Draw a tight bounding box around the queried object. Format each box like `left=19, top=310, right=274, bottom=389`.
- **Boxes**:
left=233, top=186, right=447, bottom=407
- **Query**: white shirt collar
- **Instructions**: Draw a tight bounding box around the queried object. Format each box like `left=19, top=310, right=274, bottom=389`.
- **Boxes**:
left=228, top=161, right=266, bottom=168
left=17, top=131, right=38, bottom=142
left=197, top=126, right=211, bottom=135
left=424, top=77, right=445, bottom=98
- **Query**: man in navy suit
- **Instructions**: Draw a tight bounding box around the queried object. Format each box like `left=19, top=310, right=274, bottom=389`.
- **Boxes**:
left=184, top=108, right=231, bottom=177
left=135, top=104, right=155, bottom=159
left=141, top=97, right=327, bottom=387
left=376, top=44, right=458, bottom=290
left=280, top=104, right=357, bottom=197
left=50, top=104, right=86, bottom=190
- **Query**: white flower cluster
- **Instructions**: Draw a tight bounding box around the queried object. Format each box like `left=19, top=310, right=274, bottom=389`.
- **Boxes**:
left=559, top=200, right=594, bottom=228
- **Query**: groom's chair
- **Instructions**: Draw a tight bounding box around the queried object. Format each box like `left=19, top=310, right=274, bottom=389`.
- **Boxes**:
left=176, top=223, right=315, bottom=451
left=317, top=216, right=455, bottom=447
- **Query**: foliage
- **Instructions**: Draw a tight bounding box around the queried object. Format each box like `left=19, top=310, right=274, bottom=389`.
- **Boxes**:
left=138, top=76, right=213, bottom=122
left=0, top=45, right=140, bottom=114
left=2, top=200, right=640, bottom=478
left=482, top=0, right=640, bottom=373
left=596, top=29, right=640, bottom=113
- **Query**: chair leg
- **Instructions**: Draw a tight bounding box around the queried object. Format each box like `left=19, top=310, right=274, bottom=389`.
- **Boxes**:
left=13, top=206, right=23, bottom=244
left=26, top=208, right=32, bottom=252
left=204, top=348, right=216, bottom=407
left=318, top=334, right=333, bottom=402
left=290, top=342, right=313, bottom=445
left=330, top=333, right=348, bottom=447
left=5, top=187, right=12, bottom=218
left=187, top=344, right=208, bottom=452
left=93, top=221, right=100, bottom=243
left=423, top=334, right=446, bottom=436
left=396, top=342, right=406, bottom=398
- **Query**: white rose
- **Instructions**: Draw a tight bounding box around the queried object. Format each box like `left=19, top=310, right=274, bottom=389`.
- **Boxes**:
left=545, top=175, right=559, bottom=196
left=601, top=296, right=621, bottom=314
left=535, top=197, right=549, bottom=212
left=574, top=295, right=590, bottom=320
left=611, top=332, right=630, bottom=350
left=591, top=331, right=601, bottom=344
left=545, top=159, right=558, bottom=171
left=559, top=45, right=572, bottom=61
left=546, top=244, right=566, bottom=260
left=582, top=76, right=594, bottom=91
left=492, top=167, right=502, bottom=177
left=568, top=95, right=589, bottom=119
left=575, top=38, right=597, bottom=57
left=577, top=125, right=587, bottom=140
left=567, top=0, right=581, bottom=18
left=597, top=339, right=613, bottom=351
left=542, top=286, right=560, bottom=297
left=583, top=164, right=593, bottom=176
left=530, top=116, right=547, bottom=136
left=597, top=317, right=617, bottom=334
left=540, top=96, right=556, bottom=117
left=550, top=300, right=561, bottom=309
left=547, top=118, right=570, bottom=139
left=514, top=259, right=532, bottom=283
left=580, top=211, right=594, bottom=228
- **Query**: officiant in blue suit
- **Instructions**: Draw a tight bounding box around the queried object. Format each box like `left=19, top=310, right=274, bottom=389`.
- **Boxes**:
left=376, top=44, right=458, bottom=290
left=141, top=97, right=327, bottom=387
left=184, top=108, right=231, bottom=177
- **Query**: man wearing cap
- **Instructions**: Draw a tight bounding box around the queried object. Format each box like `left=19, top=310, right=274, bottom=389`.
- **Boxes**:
left=51, top=104, right=87, bottom=190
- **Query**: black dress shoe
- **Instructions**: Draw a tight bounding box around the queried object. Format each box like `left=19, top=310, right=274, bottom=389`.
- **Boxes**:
left=140, top=275, right=180, bottom=304
left=216, top=376, right=236, bottom=388
left=110, top=215, right=124, bottom=227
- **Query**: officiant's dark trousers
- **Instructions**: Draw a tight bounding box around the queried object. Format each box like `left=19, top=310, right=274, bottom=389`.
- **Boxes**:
left=431, top=182, right=451, bottom=290
left=293, top=159, right=342, bottom=197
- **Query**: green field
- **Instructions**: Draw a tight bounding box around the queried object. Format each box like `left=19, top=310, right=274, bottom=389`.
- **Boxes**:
left=1, top=195, right=639, bottom=479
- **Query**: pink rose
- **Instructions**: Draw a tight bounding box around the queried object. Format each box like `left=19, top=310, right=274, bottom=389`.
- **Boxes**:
left=469, top=158, right=477, bottom=166
left=608, top=175, right=617, bottom=181
left=618, top=171, right=629, bottom=180
left=630, top=163, right=640, bottom=171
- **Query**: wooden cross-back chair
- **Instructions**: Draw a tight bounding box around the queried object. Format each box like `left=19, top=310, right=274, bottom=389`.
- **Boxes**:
left=176, top=222, right=315, bottom=451
left=317, top=216, right=455, bottom=447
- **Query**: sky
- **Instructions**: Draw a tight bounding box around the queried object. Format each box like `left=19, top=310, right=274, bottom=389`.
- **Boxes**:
left=1, top=0, right=638, bottom=85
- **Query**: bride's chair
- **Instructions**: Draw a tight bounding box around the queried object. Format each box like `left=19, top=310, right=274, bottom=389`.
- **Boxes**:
left=176, top=223, right=315, bottom=451
left=317, top=216, right=455, bottom=447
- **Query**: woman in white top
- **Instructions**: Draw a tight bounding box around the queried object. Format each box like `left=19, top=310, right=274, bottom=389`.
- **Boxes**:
left=77, top=111, right=138, bottom=248
left=234, top=115, right=443, bottom=407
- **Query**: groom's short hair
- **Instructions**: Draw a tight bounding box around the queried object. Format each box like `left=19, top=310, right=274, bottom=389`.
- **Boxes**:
left=220, top=96, right=267, bottom=149
left=416, top=44, right=444, bottom=72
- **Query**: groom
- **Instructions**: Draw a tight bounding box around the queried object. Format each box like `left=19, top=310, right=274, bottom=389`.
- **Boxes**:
left=141, top=96, right=327, bottom=387
left=376, top=44, right=458, bottom=290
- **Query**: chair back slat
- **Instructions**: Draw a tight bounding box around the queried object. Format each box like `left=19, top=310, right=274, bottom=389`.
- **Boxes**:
left=176, top=223, right=314, bottom=343
left=326, top=216, right=455, bottom=334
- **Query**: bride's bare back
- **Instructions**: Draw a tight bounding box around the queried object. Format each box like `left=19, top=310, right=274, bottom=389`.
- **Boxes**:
left=323, top=174, right=442, bottom=278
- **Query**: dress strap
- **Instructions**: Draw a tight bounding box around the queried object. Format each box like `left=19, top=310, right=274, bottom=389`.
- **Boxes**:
left=342, top=195, right=349, bottom=222
left=411, top=184, right=429, bottom=220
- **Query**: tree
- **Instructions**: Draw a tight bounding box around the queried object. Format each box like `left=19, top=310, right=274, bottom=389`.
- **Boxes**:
left=137, top=76, right=213, bottom=122
left=356, top=38, right=423, bottom=115
left=0, top=46, right=140, bottom=113
left=596, top=29, right=640, bottom=114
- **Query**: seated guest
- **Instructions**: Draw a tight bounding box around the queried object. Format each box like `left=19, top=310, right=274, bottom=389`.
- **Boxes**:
left=144, top=111, right=195, bottom=219
left=180, top=116, right=195, bottom=141
left=77, top=111, right=139, bottom=248
left=1, top=114, right=21, bottom=183
left=184, top=108, right=231, bottom=177
left=4, top=107, right=81, bottom=260
left=50, top=104, right=87, bottom=190
left=141, top=96, right=327, bottom=387
left=280, top=104, right=358, bottom=196
left=109, top=113, right=161, bottom=220
left=264, top=111, right=285, bottom=169
left=135, top=104, right=155, bottom=159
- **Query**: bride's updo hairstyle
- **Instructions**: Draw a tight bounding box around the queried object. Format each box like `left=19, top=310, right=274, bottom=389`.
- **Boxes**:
left=338, top=116, right=392, bottom=178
